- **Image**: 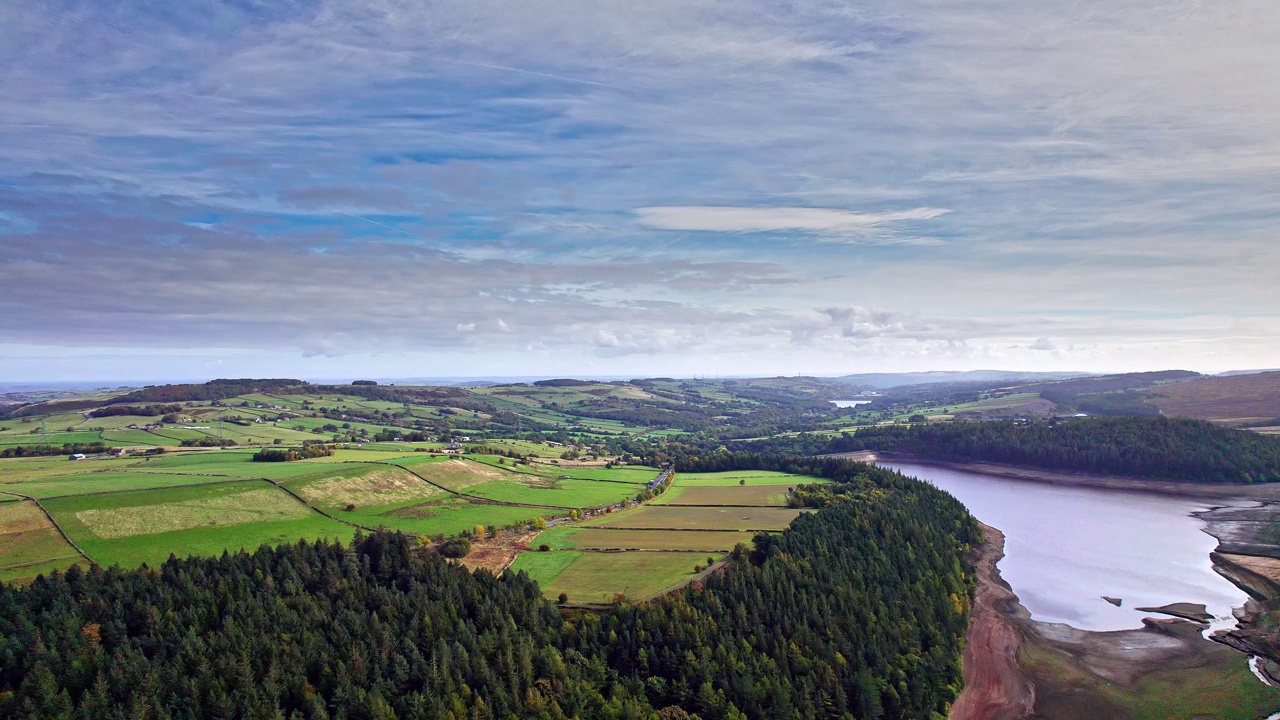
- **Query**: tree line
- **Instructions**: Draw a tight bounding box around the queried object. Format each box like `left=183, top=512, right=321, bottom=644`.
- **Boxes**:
left=732, top=417, right=1280, bottom=483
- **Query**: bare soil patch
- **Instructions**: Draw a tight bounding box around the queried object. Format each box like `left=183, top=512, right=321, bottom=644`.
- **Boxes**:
left=459, top=530, right=537, bottom=575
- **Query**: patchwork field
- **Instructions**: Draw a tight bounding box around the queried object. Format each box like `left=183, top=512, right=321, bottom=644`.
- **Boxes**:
left=292, top=465, right=442, bottom=508
left=506, top=473, right=824, bottom=602
left=363, top=497, right=558, bottom=537
left=74, top=487, right=312, bottom=539
left=389, top=458, right=504, bottom=489
left=667, top=469, right=809, bottom=486
left=508, top=550, right=714, bottom=604
left=651, top=484, right=789, bottom=506
left=585, top=505, right=807, bottom=531
left=3, top=470, right=257, bottom=500
left=464, top=477, right=639, bottom=508
left=538, top=526, right=754, bottom=552
left=45, top=483, right=354, bottom=569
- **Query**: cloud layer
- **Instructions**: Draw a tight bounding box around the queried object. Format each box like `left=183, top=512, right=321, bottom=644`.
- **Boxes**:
left=2, top=0, right=1279, bottom=379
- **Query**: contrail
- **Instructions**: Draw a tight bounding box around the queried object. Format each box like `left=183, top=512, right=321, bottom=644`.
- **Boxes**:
left=336, top=210, right=448, bottom=250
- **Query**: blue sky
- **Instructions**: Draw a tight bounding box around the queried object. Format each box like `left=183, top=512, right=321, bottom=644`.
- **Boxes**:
left=2, top=0, right=1278, bottom=381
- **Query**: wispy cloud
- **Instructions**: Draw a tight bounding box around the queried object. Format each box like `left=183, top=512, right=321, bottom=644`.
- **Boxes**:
left=2, top=0, right=1279, bottom=378
left=634, top=206, right=949, bottom=243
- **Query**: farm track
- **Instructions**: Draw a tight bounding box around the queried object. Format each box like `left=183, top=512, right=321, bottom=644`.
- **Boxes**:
left=0, top=491, right=94, bottom=565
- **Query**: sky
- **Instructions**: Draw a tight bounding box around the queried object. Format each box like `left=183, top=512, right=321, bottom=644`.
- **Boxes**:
left=2, top=0, right=1279, bottom=382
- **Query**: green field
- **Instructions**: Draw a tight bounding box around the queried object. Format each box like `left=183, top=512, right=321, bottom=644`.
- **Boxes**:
left=45, top=483, right=355, bottom=569
left=583, top=505, right=807, bottom=531
left=506, top=471, right=819, bottom=602
left=463, top=477, right=639, bottom=508
left=3, top=470, right=263, bottom=500
left=359, top=497, right=559, bottom=537
left=672, top=470, right=810, bottom=486
left=651, top=484, right=789, bottom=506
left=540, top=526, right=754, bottom=552
left=510, top=551, right=716, bottom=604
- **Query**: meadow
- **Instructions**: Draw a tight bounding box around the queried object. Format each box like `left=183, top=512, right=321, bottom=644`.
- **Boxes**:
left=505, top=470, right=827, bottom=602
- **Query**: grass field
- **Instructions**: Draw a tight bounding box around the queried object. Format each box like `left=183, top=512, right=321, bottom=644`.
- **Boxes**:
left=362, top=497, right=558, bottom=537
left=464, top=477, right=639, bottom=508
left=560, top=527, right=754, bottom=552
left=511, top=551, right=716, bottom=604
left=0, top=499, right=80, bottom=574
left=45, top=483, right=355, bottom=569
left=584, top=505, right=807, bottom=531
left=134, top=451, right=353, bottom=480
left=291, top=465, right=442, bottom=508
left=651, top=484, right=790, bottom=506
left=672, top=470, right=810, bottom=486
left=3, top=471, right=260, bottom=499
left=389, top=458, right=512, bottom=490
left=506, top=468, right=822, bottom=601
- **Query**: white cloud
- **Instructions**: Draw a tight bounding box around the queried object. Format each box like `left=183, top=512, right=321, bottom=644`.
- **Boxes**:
left=456, top=323, right=476, bottom=332
left=634, top=206, right=949, bottom=241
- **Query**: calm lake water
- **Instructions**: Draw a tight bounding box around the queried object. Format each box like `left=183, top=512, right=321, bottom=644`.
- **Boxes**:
left=882, top=461, right=1250, bottom=632
left=830, top=400, right=872, bottom=408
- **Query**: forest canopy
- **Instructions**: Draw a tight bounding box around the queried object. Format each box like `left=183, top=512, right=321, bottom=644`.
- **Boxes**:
left=0, top=459, right=976, bottom=720
left=734, top=417, right=1280, bottom=484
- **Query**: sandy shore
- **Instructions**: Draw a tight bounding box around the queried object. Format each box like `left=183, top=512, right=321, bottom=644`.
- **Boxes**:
left=951, top=522, right=1036, bottom=720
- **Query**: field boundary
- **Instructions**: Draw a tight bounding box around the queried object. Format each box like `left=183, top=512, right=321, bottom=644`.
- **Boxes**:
left=584, top=525, right=782, bottom=533
left=465, top=456, right=649, bottom=486
left=368, top=460, right=611, bottom=512
left=265, top=479, right=384, bottom=533
left=652, top=503, right=786, bottom=508
left=0, top=554, right=81, bottom=571
left=0, top=491, right=94, bottom=565
left=33, top=476, right=261, bottom=501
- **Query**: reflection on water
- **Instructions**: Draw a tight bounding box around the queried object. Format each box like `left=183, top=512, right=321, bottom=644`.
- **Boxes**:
left=882, top=461, right=1249, bottom=632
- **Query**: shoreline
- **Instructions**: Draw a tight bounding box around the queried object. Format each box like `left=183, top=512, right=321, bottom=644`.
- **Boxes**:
left=826, top=451, right=1280, bottom=501
left=950, top=522, right=1035, bottom=720
left=955, top=520, right=1280, bottom=719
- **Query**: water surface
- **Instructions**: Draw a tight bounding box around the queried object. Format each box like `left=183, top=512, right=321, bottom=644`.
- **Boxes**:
left=883, top=461, right=1249, bottom=631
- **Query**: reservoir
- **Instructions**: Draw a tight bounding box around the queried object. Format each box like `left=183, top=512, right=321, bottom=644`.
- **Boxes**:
left=882, top=461, right=1250, bottom=632
left=830, top=399, right=872, bottom=408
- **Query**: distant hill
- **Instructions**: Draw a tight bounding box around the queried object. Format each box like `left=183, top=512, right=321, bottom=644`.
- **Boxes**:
left=835, top=370, right=1090, bottom=390
left=1217, top=369, right=1280, bottom=377
left=1149, top=371, right=1280, bottom=423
